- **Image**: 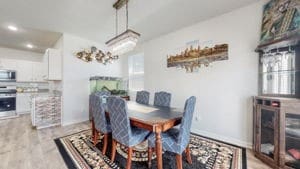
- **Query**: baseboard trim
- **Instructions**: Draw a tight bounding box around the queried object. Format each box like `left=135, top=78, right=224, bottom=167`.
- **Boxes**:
left=62, top=118, right=253, bottom=148
left=17, top=111, right=30, bottom=114
left=62, top=118, right=89, bottom=126
left=192, top=128, right=252, bottom=149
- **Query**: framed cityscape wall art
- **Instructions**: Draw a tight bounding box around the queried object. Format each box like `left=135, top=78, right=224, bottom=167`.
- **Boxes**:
left=167, top=44, right=228, bottom=73
left=260, top=0, right=300, bottom=44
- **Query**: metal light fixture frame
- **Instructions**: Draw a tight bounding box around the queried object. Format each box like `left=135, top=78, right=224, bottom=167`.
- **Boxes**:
left=106, top=0, right=140, bottom=55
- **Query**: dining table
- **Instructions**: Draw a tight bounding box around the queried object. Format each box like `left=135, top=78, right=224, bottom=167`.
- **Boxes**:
left=92, top=100, right=184, bottom=169
left=126, top=101, right=183, bottom=169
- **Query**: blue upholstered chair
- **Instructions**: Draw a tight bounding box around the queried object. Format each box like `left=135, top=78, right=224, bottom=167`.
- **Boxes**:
left=148, top=96, right=196, bottom=169
left=90, top=91, right=111, bottom=154
left=89, top=91, right=111, bottom=120
left=90, top=93, right=98, bottom=139
left=153, top=91, right=172, bottom=107
left=107, top=96, right=150, bottom=169
left=95, top=90, right=111, bottom=97
left=136, top=90, right=150, bottom=105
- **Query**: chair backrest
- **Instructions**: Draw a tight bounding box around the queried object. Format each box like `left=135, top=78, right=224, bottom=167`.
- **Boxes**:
left=89, top=93, right=100, bottom=120
left=90, top=91, right=111, bottom=110
left=93, top=95, right=110, bottom=133
left=90, top=91, right=111, bottom=132
left=107, top=96, right=132, bottom=145
left=177, top=96, right=196, bottom=152
left=95, top=91, right=111, bottom=97
left=153, top=91, right=171, bottom=107
left=136, top=90, right=150, bottom=105
left=89, top=94, right=96, bottom=120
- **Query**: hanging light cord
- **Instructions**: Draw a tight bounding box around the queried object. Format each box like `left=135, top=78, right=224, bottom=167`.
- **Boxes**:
left=115, top=9, right=118, bottom=36
left=126, top=0, right=128, bottom=30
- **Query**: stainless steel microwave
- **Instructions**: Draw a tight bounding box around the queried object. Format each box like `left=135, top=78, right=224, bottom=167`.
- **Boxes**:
left=0, top=70, right=16, bottom=82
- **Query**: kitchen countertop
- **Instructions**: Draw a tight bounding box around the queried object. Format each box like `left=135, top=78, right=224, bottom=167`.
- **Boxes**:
left=17, top=89, right=50, bottom=94
left=17, top=90, right=61, bottom=97
left=31, top=91, right=62, bottom=97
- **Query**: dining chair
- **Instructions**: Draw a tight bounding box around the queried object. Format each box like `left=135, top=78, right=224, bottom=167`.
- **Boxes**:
left=95, top=90, right=111, bottom=97
left=90, top=91, right=111, bottom=122
left=107, top=96, right=150, bottom=169
left=90, top=93, right=98, bottom=133
left=89, top=91, right=111, bottom=120
left=91, top=91, right=111, bottom=155
left=153, top=91, right=172, bottom=107
left=148, top=96, right=196, bottom=169
left=136, top=90, right=150, bottom=105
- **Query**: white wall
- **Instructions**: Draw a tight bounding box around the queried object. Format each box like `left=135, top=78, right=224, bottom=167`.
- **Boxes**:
left=0, top=46, right=43, bottom=63
left=61, top=33, right=124, bottom=125
left=136, top=1, right=267, bottom=147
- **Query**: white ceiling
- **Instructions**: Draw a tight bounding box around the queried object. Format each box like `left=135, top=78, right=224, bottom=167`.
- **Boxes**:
left=0, top=0, right=260, bottom=53
left=0, top=26, right=61, bottom=53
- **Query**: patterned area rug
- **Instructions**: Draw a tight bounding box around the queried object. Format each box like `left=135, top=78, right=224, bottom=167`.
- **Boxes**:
left=54, top=130, right=246, bottom=169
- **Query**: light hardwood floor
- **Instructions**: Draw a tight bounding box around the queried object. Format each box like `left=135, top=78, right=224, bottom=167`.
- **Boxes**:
left=0, top=114, right=271, bottom=169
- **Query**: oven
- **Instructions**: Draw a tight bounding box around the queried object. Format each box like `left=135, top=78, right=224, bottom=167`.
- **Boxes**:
left=0, top=86, right=17, bottom=118
left=0, top=70, right=16, bottom=82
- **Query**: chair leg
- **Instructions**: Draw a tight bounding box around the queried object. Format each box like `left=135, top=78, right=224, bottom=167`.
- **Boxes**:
left=93, top=130, right=98, bottom=146
left=148, top=147, right=153, bottom=168
left=102, top=133, right=108, bottom=155
left=176, top=154, right=183, bottom=169
left=185, top=145, right=192, bottom=164
left=91, top=118, right=95, bottom=139
left=126, top=147, right=133, bottom=169
left=111, top=139, right=117, bottom=162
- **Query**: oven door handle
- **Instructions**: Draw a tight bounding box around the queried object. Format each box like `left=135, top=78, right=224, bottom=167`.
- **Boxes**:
left=0, top=79, right=16, bottom=82
left=0, top=96, right=16, bottom=98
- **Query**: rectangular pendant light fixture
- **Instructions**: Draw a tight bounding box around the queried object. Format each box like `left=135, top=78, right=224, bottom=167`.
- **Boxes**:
left=105, top=29, right=140, bottom=55
left=106, top=0, right=140, bottom=55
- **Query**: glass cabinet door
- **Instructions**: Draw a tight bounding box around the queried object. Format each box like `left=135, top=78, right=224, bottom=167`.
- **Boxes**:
left=260, top=50, right=297, bottom=96
left=285, top=113, right=300, bottom=168
left=259, top=106, right=279, bottom=161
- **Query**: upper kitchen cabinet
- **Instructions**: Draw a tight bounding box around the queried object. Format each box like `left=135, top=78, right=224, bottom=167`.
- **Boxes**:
left=44, top=48, right=62, bottom=81
left=16, top=61, right=47, bottom=82
left=0, top=59, right=17, bottom=70
left=32, top=62, right=47, bottom=82
left=16, top=61, right=33, bottom=82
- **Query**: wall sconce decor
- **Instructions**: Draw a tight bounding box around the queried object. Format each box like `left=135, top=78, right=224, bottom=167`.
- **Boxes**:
left=167, top=44, right=228, bottom=73
left=75, top=46, right=119, bottom=65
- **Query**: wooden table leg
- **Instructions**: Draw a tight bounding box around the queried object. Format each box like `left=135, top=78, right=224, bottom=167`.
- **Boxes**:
left=155, top=132, right=163, bottom=169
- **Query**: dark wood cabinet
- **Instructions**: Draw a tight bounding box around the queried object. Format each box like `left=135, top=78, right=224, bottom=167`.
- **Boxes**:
left=253, top=96, right=300, bottom=169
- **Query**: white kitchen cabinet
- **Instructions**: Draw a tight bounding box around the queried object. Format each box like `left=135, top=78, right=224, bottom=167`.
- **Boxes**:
left=16, top=61, right=33, bottom=82
left=44, top=49, right=62, bottom=80
left=32, top=62, right=47, bottom=82
left=16, top=93, right=32, bottom=114
left=16, top=61, right=47, bottom=82
left=0, top=59, right=17, bottom=70
left=0, top=49, right=60, bottom=82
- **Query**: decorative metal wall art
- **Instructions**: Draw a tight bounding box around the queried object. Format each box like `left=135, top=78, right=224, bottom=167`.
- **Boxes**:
left=260, top=0, right=300, bottom=44
left=167, top=44, right=228, bottom=73
left=75, top=46, right=119, bottom=65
